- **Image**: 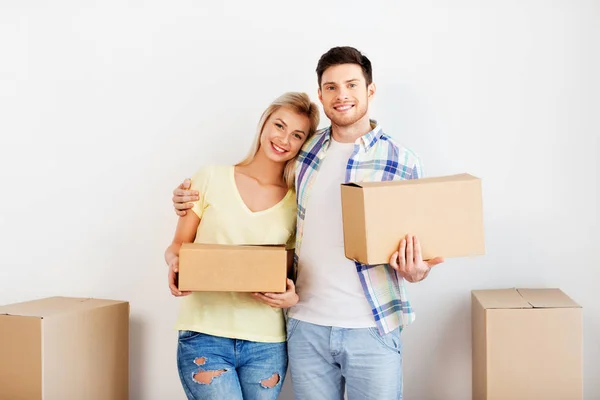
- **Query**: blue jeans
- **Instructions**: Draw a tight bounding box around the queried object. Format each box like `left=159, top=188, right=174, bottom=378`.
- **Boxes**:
left=177, top=330, right=287, bottom=400
left=287, top=318, right=403, bottom=400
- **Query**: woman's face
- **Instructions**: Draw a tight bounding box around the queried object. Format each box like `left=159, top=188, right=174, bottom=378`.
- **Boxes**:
left=259, top=106, right=311, bottom=163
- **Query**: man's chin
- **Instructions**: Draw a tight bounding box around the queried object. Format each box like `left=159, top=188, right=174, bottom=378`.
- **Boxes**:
left=325, top=111, right=365, bottom=128
left=326, top=115, right=356, bottom=127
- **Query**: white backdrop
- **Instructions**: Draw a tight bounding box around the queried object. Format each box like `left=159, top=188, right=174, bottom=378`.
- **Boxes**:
left=1, top=1, right=598, bottom=399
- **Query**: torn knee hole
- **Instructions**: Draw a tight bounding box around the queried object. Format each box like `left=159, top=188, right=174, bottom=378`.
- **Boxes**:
left=194, top=357, right=206, bottom=366
left=260, top=373, right=280, bottom=388
left=193, top=369, right=226, bottom=385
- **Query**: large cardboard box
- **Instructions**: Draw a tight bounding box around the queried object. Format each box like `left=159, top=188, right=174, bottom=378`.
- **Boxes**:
left=0, top=296, right=129, bottom=400
left=340, top=173, right=485, bottom=265
left=471, top=288, right=582, bottom=400
left=179, top=243, right=287, bottom=292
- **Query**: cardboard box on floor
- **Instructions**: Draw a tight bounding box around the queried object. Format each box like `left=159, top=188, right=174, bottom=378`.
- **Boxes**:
left=0, top=296, right=129, bottom=400
left=179, top=243, right=287, bottom=293
left=340, top=173, right=485, bottom=265
left=471, top=288, right=582, bottom=400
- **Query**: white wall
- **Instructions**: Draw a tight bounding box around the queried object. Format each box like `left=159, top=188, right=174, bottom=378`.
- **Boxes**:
left=1, top=1, right=598, bottom=399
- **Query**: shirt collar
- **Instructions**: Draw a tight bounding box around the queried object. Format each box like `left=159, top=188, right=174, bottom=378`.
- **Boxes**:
left=320, top=119, right=382, bottom=152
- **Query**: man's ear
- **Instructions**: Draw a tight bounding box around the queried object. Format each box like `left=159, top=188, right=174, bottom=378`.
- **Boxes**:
left=368, top=82, right=376, bottom=99
left=318, top=87, right=323, bottom=104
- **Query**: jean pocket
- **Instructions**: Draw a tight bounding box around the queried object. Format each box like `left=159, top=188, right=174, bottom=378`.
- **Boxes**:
left=178, top=330, right=202, bottom=342
left=367, top=327, right=402, bottom=354
left=286, top=318, right=300, bottom=341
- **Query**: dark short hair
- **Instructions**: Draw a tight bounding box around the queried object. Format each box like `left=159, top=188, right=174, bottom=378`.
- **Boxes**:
left=316, top=46, right=373, bottom=87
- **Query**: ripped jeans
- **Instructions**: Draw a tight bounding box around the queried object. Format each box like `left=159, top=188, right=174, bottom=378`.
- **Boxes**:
left=177, top=330, right=287, bottom=400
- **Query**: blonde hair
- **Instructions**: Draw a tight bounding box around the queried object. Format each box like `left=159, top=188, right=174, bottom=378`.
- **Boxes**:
left=237, top=92, right=320, bottom=188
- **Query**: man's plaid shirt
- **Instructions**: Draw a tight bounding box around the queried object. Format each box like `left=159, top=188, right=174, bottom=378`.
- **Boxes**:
left=293, top=121, right=423, bottom=334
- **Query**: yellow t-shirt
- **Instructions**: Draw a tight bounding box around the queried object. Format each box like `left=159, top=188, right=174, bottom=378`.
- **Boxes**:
left=174, top=165, right=296, bottom=342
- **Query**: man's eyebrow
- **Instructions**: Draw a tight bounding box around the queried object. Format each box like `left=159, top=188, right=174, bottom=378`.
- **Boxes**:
left=322, top=78, right=361, bottom=86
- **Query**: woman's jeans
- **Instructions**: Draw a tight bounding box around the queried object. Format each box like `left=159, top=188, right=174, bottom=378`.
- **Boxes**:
left=177, top=330, right=287, bottom=400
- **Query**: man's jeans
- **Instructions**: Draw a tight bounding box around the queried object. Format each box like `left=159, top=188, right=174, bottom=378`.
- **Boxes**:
left=287, top=318, right=403, bottom=400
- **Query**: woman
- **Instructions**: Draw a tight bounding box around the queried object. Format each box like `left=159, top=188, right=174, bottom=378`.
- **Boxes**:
left=165, top=92, right=319, bottom=400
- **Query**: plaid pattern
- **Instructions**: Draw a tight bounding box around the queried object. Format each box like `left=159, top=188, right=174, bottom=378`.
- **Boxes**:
left=294, top=121, right=423, bottom=335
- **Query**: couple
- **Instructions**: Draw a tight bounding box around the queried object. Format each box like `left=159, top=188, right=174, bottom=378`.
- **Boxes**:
left=165, top=46, right=444, bottom=400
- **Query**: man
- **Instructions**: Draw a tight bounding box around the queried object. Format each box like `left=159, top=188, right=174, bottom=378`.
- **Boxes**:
left=172, top=46, right=444, bottom=399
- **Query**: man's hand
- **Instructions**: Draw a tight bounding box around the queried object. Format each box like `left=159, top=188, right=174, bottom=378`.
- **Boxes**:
left=172, top=179, right=199, bottom=217
left=253, top=279, right=299, bottom=308
left=389, top=234, right=444, bottom=283
left=168, top=256, right=192, bottom=297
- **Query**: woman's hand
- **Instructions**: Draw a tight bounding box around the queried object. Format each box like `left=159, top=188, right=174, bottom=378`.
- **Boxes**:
left=252, top=279, right=299, bottom=308
left=168, top=256, right=192, bottom=297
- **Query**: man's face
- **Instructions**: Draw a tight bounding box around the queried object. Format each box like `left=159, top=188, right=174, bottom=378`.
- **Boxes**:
left=318, top=63, right=375, bottom=128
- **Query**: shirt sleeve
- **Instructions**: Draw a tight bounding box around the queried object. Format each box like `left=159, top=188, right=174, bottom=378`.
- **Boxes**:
left=189, top=165, right=213, bottom=219
left=411, top=157, right=424, bottom=179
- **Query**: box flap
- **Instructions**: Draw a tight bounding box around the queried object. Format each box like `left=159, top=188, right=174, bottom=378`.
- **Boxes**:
left=340, top=182, right=369, bottom=263
left=471, top=289, right=533, bottom=309
left=0, top=296, right=127, bottom=318
left=472, top=288, right=581, bottom=309
left=341, top=182, right=363, bottom=188
left=181, top=243, right=286, bottom=251
left=341, top=173, right=478, bottom=189
left=516, top=288, right=581, bottom=308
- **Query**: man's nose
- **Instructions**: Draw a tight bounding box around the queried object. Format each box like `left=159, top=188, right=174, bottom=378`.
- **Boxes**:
left=336, top=88, right=349, bottom=101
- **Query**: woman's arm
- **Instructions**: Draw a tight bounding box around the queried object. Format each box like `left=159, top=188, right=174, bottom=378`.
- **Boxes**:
left=165, top=211, right=201, bottom=296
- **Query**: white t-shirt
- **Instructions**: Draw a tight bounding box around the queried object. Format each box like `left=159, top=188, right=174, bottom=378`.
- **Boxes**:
left=288, top=138, right=375, bottom=328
